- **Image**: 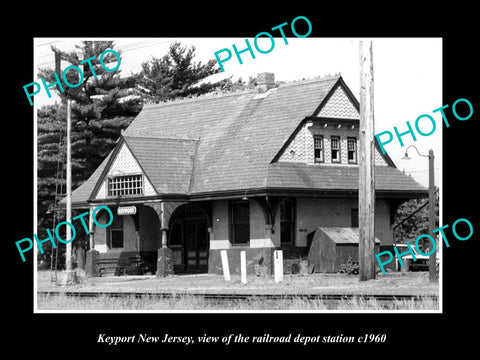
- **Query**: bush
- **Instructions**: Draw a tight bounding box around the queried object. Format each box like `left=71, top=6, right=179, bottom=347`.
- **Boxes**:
left=37, top=259, right=50, bottom=271
left=339, top=257, right=359, bottom=275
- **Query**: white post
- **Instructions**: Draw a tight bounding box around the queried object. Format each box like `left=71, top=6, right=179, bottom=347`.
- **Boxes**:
left=240, top=251, right=247, bottom=284
left=220, top=250, right=230, bottom=282
left=274, top=250, right=283, bottom=283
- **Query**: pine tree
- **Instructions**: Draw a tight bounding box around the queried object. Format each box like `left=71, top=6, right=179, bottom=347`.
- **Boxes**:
left=37, top=103, right=66, bottom=269
left=39, top=41, right=142, bottom=185
left=135, top=41, right=221, bottom=103
left=37, top=41, right=142, bottom=268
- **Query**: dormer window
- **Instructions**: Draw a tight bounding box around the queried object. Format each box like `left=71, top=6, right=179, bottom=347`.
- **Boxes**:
left=347, top=137, right=357, bottom=164
left=314, top=135, right=324, bottom=163
left=331, top=136, right=340, bottom=163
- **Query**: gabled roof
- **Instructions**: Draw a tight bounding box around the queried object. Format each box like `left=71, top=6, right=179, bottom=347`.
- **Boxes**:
left=70, top=136, right=197, bottom=205
left=70, top=151, right=112, bottom=206
left=70, top=74, right=427, bottom=205
left=123, top=136, right=197, bottom=195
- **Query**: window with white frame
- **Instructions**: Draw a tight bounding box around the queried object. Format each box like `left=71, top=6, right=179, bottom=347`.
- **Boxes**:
left=331, top=136, right=340, bottom=163
left=108, top=174, right=143, bottom=197
left=314, top=135, right=324, bottom=163
left=347, top=137, right=357, bottom=164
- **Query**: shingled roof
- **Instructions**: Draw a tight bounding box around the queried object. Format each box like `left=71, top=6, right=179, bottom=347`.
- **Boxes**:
left=124, top=136, right=197, bottom=195
left=267, top=162, right=426, bottom=196
left=71, top=74, right=427, bottom=206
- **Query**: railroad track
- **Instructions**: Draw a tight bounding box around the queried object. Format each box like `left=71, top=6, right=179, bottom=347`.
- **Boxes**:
left=37, top=290, right=437, bottom=302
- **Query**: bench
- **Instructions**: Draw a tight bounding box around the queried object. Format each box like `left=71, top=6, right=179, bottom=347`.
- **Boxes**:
left=96, top=254, right=144, bottom=276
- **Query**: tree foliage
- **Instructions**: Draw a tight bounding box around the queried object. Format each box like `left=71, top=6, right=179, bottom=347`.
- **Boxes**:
left=393, top=187, right=439, bottom=245
left=37, top=41, right=142, bottom=268
left=39, top=41, right=142, bottom=181
left=135, top=41, right=222, bottom=102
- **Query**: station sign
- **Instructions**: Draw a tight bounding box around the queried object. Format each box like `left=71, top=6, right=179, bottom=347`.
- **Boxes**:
left=117, top=206, right=137, bottom=216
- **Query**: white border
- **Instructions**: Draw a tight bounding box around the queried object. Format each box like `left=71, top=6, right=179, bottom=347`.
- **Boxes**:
left=33, top=37, right=442, bottom=315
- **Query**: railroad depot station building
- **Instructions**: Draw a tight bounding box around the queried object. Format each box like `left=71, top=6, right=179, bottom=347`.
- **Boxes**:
left=70, top=73, right=427, bottom=276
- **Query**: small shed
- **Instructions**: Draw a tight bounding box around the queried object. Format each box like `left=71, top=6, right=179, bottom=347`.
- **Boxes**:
left=307, top=227, right=381, bottom=273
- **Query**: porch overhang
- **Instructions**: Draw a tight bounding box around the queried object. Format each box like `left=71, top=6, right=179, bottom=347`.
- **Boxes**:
left=71, top=186, right=427, bottom=210
left=188, top=187, right=428, bottom=201
left=69, top=194, right=190, bottom=210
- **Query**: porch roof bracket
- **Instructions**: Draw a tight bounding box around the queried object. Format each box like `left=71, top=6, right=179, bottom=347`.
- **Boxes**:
left=251, top=196, right=281, bottom=231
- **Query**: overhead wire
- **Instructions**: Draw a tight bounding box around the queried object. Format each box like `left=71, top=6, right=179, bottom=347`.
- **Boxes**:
left=36, top=39, right=175, bottom=68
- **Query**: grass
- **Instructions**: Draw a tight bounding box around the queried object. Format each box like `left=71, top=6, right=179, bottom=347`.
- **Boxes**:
left=36, top=293, right=438, bottom=311
left=36, top=270, right=439, bottom=311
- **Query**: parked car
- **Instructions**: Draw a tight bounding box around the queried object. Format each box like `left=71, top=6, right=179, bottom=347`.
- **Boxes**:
left=394, top=243, right=431, bottom=271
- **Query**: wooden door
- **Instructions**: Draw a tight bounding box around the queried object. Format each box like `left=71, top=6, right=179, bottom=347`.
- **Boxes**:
left=185, top=220, right=208, bottom=272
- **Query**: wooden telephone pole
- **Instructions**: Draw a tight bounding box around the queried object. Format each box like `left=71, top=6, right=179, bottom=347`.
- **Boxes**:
left=358, top=41, right=376, bottom=281
left=54, top=49, right=77, bottom=284
left=64, top=97, right=77, bottom=284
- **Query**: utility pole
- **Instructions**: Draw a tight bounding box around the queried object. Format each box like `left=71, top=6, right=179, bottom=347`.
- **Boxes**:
left=54, top=48, right=77, bottom=284
left=358, top=41, right=376, bottom=281
left=402, top=146, right=437, bottom=281
left=64, top=97, right=77, bottom=284
left=428, top=149, right=437, bottom=282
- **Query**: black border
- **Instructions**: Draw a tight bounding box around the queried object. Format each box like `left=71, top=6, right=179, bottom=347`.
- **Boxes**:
left=7, top=6, right=478, bottom=355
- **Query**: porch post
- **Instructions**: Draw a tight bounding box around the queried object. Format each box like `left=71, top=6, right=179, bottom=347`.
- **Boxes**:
left=88, top=205, right=94, bottom=249
left=157, top=201, right=174, bottom=277
left=161, top=228, right=168, bottom=248
left=160, top=201, right=169, bottom=248
left=85, top=205, right=100, bottom=277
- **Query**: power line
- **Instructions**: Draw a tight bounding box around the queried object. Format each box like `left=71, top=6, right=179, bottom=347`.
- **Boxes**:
left=36, top=39, right=175, bottom=68
left=403, top=168, right=440, bottom=174
left=37, top=40, right=61, bottom=47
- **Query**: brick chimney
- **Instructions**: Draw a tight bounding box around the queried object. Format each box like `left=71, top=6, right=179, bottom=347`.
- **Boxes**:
left=256, top=72, right=275, bottom=93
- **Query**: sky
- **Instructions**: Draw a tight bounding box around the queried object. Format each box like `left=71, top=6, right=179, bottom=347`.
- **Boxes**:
left=34, top=37, right=442, bottom=188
